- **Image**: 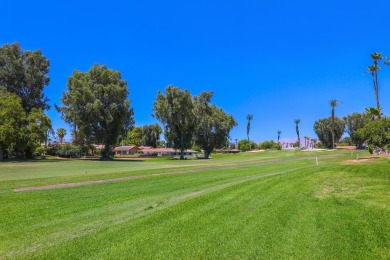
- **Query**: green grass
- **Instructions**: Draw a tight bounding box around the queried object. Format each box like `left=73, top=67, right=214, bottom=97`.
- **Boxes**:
left=1, top=150, right=390, bottom=259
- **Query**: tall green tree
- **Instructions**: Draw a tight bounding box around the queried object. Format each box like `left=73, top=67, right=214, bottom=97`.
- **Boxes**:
left=330, top=99, right=340, bottom=149
left=57, top=128, right=67, bottom=143
left=193, top=91, right=237, bottom=159
left=314, top=117, right=345, bottom=148
left=343, top=112, right=370, bottom=148
left=57, top=64, right=134, bottom=159
left=125, top=127, right=143, bottom=146
left=0, top=88, right=51, bottom=159
left=0, top=42, right=50, bottom=114
left=0, top=88, right=25, bottom=160
left=294, top=119, right=301, bottom=148
left=143, top=124, right=162, bottom=148
left=367, top=52, right=383, bottom=119
left=21, top=108, right=52, bottom=158
left=246, top=114, right=253, bottom=150
left=152, top=85, right=196, bottom=159
left=356, top=118, right=390, bottom=150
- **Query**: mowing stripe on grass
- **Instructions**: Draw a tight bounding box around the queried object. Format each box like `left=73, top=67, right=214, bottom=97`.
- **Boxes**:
left=13, top=156, right=326, bottom=192
left=5, top=164, right=317, bottom=258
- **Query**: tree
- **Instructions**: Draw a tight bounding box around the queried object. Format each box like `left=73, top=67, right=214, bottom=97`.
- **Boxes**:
left=303, top=136, right=309, bottom=148
left=57, top=128, right=67, bottom=143
left=356, top=118, right=390, bottom=150
left=22, top=108, right=52, bottom=158
left=238, top=139, right=257, bottom=152
left=246, top=114, right=253, bottom=150
left=57, top=64, right=134, bottom=159
left=193, top=92, right=237, bottom=159
left=294, top=119, right=301, bottom=148
left=0, top=42, right=50, bottom=114
left=277, top=130, right=282, bottom=143
left=143, top=124, right=162, bottom=148
left=330, top=99, right=340, bottom=149
left=364, top=107, right=381, bottom=121
left=0, top=87, right=51, bottom=159
left=0, top=88, right=26, bottom=160
left=312, top=138, right=318, bottom=148
left=152, top=85, right=196, bottom=160
left=314, top=117, right=345, bottom=148
left=125, top=127, right=143, bottom=146
left=343, top=112, right=370, bottom=148
left=367, top=52, right=383, bottom=119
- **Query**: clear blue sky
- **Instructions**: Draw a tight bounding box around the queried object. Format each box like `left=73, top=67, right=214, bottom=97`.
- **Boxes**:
left=2, top=0, right=390, bottom=142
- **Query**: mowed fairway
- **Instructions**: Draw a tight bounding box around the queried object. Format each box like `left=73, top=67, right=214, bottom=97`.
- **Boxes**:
left=1, top=151, right=390, bottom=259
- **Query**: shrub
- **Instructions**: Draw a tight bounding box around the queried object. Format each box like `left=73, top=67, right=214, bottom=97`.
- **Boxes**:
left=238, top=140, right=258, bottom=151
left=34, top=147, right=47, bottom=157
left=56, top=144, right=82, bottom=158
left=258, top=140, right=280, bottom=150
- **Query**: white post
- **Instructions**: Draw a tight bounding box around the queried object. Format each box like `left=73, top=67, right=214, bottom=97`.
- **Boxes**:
left=316, top=156, right=319, bottom=166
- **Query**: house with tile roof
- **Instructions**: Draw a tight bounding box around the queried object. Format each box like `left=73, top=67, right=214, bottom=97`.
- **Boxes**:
left=114, top=145, right=140, bottom=156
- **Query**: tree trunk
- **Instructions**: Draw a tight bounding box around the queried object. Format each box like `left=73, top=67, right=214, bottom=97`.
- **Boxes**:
left=101, top=142, right=112, bottom=160
left=373, top=72, right=381, bottom=119
left=0, top=148, right=3, bottom=161
left=204, top=151, right=210, bottom=159
left=180, top=149, right=185, bottom=160
left=331, top=109, right=335, bottom=149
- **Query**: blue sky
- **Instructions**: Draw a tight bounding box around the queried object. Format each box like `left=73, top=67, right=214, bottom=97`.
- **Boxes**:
left=2, top=0, right=390, bottom=142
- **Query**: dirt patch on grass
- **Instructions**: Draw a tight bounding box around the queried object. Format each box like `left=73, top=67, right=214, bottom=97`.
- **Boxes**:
left=342, top=158, right=373, bottom=164
left=342, top=155, right=385, bottom=164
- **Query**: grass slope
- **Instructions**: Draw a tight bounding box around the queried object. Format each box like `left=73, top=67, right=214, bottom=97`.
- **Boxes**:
left=1, top=150, right=389, bottom=259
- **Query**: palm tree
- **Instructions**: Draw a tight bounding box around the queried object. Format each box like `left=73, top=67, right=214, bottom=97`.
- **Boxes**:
left=368, top=52, right=383, bottom=119
left=246, top=114, right=253, bottom=150
left=330, top=99, right=340, bottom=149
left=312, top=139, right=318, bottom=149
left=303, top=136, right=309, bottom=148
left=277, top=130, right=282, bottom=143
left=57, top=128, right=67, bottom=144
left=365, top=107, right=381, bottom=121
left=294, top=119, right=301, bottom=148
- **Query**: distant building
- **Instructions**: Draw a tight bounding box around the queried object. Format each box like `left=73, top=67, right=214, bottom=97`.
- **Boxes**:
left=141, top=147, right=197, bottom=158
left=114, top=145, right=140, bottom=156
left=277, top=137, right=317, bottom=150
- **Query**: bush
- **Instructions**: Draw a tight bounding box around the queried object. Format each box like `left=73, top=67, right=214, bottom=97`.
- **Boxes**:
left=56, top=144, right=82, bottom=158
left=34, top=147, right=47, bottom=157
left=238, top=140, right=258, bottom=151
left=259, top=140, right=281, bottom=150
left=368, top=145, right=374, bottom=154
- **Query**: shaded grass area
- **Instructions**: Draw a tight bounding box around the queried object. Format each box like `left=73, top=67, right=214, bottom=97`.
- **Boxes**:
left=1, top=151, right=390, bottom=258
